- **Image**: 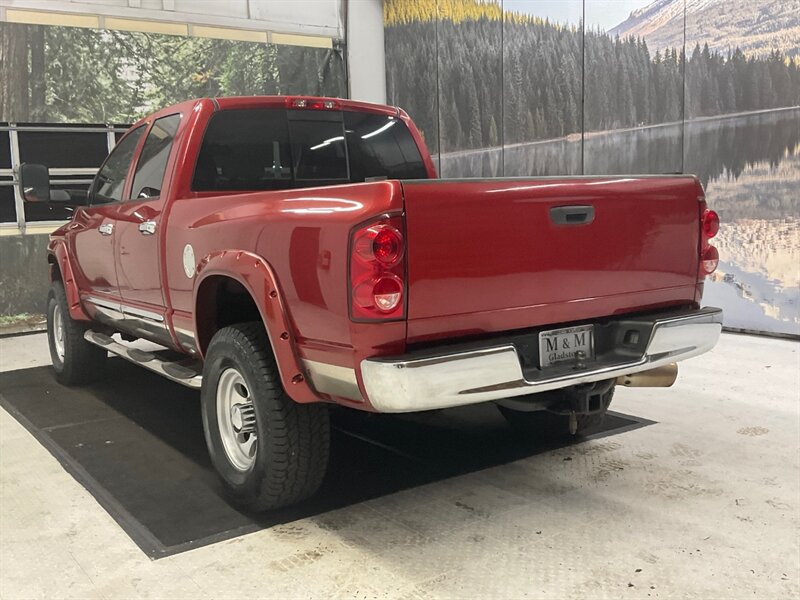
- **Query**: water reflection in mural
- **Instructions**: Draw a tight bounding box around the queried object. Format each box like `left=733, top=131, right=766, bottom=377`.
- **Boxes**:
left=691, top=109, right=800, bottom=334
left=441, top=109, right=800, bottom=335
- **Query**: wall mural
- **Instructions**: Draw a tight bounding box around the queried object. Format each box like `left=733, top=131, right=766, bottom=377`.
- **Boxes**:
left=0, top=22, right=346, bottom=124
left=0, top=20, right=347, bottom=317
left=384, top=0, right=800, bottom=336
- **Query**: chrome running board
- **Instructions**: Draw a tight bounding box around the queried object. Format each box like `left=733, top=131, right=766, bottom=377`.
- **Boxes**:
left=84, top=330, right=203, bottom=389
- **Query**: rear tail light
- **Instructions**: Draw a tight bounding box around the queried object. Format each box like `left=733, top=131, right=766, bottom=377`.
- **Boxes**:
left=702, top=208, right=720, bottom=238
left=700, top=245, right=719, bottom=275
left=371, top=274, right=404, bottom=311
left=286, top=96, right=340, bottom=110
left=350, top=216, right=406, bottom=321
left=354, top=223, right=404, bottom=266
left=698, top=199, right=720, bottom=277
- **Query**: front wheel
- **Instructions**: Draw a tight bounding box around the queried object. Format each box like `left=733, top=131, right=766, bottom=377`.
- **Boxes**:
left=201, top=322, right=330, bottom=512
left=47, top=280, right=106, bottom=385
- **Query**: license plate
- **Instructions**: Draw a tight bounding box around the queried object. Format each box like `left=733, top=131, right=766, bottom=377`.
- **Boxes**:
left=538, top=324, right=594, bottom=368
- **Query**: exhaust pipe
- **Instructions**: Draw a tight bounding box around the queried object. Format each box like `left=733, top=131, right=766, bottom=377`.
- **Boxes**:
left=616, top=363, right=678, bottom=387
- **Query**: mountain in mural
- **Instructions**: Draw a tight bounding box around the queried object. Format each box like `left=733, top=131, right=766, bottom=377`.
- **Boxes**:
left=609, top=0, right=800, bottom=58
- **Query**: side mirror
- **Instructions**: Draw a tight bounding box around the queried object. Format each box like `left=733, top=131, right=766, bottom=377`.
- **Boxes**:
left=19, top=163, right=51, bottom=203
left=19, top=162, right=85, bottom=205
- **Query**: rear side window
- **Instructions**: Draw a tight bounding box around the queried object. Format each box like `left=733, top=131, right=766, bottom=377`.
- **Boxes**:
left=129, top=113, right=181, bottom=200
left=192, top=108, right=427, bottom=192
left=344, top=112, right=428, bottom=181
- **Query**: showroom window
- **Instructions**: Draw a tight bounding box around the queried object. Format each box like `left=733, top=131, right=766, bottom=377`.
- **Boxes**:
left=0, top=123, right=130, bottom=231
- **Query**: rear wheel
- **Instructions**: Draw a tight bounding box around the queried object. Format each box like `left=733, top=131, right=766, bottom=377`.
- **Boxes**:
left=47, top=280, right=106, bottom=385
left=498, top=383, right=615, bottom=439
left=201, top=322, right=330, bottom=512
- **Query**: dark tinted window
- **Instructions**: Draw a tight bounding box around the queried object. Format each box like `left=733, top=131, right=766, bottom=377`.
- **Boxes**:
left=288, top=118, right=348, bottom=181
left=90, top=125, right=145, bottom=205
left=0, top=182, right=15, bottom=223
left=129, top=114, right=180, bottom=200
left=193, top=110, right=292, bottom=192
left=344, top=112, right=428, bottom=181
left=0, top=132, right=11, bottom=169
left=19, top=129, right=108, bottom=168
left=193, top=109, right=427, bottom=192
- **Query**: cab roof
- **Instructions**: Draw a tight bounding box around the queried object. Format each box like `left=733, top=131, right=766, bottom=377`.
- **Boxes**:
left=132, top=95, right=400, bottom=129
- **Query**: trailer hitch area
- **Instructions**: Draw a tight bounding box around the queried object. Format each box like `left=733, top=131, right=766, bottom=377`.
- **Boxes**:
left=545, top=379, right=616, bottom=434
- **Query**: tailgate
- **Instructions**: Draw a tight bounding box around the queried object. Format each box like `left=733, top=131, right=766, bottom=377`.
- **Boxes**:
left=402, top=176, right=702, bottom=342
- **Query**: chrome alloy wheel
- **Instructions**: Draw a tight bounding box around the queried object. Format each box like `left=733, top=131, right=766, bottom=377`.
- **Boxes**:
left=216, top=368, right=258, bottom=471
left=52, top=302, right=66, bottom=362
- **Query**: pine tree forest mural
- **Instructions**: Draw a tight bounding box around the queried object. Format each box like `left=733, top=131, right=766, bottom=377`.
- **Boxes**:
left=0, top=23, right=345, bottom=125
left=385, top=0, right=799, bottom=336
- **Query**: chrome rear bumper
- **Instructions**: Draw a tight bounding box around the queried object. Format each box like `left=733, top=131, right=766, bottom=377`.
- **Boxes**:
left=360, top=307, right=723, bottom=413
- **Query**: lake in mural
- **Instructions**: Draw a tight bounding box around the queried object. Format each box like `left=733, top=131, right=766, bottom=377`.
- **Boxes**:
left=386, top=0, right=800, bottom=335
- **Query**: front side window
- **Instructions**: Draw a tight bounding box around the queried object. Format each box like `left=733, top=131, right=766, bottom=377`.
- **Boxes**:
left=90, top=125, right=145, bottom=205
left=129, top=114, right=181, bottom=200
left=192, top=108, right=427, bottom=192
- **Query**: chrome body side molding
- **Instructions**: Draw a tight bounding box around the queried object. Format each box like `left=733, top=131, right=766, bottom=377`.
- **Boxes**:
left=121, top=304, right=164, bottom=322
left=360, top=307, right=723, bottom=413
left=84, top=296, right=172, bottom=346
left=85, top=295, right=164, bottom=322
left=85, top=295, right=125, bottom=320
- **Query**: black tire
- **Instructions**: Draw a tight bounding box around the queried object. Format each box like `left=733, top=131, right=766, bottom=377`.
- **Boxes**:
left=201, top=322, right=330, bottom=512
left=498, top=385, right=615, bottom=439
left=47, top=280, right=106, bottom=385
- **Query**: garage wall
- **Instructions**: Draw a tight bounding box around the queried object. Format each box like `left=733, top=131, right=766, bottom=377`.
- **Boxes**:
left=347, top=0, right=387, bottom=104
left=384, top=0, right=800, bottom=337
left=0, top=0, right=343, bottom=38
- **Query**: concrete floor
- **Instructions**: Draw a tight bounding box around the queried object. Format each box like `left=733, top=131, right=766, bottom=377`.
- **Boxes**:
left=1, top=332, right=798, bottom=599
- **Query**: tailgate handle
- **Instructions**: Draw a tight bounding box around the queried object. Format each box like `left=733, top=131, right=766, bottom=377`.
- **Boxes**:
left=550, top=205, right=595, bottom=226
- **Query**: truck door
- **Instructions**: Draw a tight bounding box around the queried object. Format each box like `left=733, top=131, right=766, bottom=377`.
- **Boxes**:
left=70, top=125, right=146, bottom=305
left=114, top=113, right=181, bottom=334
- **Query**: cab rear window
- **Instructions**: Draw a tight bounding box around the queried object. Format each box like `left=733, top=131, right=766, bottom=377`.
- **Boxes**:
left=192, top=108, right=427, bottom=192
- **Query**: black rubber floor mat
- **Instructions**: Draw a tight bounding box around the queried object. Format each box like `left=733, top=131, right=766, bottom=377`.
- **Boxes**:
left=0, top=360, right=652, bottom=558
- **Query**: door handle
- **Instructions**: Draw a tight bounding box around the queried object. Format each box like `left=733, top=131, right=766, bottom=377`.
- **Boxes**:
left=139, top=220, right=157, bottom=235
left=550, top=205, right=595, bottom=226
left=98, top=223, right=114, bottom=236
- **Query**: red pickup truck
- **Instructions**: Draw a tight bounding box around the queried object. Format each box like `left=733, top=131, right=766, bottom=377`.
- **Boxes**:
left=21, top=96, right=723, bottom=511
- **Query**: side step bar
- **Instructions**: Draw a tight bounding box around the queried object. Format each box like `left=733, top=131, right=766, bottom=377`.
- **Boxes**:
left=84, top=330, right=203, bottom=389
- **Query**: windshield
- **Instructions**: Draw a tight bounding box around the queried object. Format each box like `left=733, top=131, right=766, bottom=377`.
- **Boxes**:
left=192, top=108, right=428, bottom=192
